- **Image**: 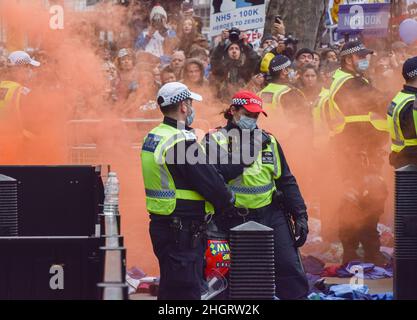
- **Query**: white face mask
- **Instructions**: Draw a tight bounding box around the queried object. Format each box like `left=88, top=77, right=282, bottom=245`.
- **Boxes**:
left=356, top=59, right=370, bottom=72
left=236, top=115, right=257, bottom=131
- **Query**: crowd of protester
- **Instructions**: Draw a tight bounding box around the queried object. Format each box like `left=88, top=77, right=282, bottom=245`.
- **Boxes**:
left=1, top=0, right=416, bottom=122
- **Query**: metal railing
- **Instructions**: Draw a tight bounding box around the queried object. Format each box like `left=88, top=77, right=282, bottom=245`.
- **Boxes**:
left=67, top=118, right=161, bottom=165
left=97, top=173, right=128, bottom=300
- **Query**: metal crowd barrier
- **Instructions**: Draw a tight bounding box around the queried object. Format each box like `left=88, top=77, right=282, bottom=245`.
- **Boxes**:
left=67, top=118, right=161, bottom=165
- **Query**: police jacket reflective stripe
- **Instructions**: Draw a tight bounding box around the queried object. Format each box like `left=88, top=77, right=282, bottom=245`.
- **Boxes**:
left=141, top=123, right=213, bottom=215
left=328, top=69, right=388, bottom=135
left=258, top=83, right=292, bottom=110
left=387, top=91, right=417, bottom=153
left=0, top=81, right=23, bottom=111
left=210, top=130, right=282, bottom=209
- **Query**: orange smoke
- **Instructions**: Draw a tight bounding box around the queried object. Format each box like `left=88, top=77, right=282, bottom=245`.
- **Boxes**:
left=0, top=1, right=397, bottom=276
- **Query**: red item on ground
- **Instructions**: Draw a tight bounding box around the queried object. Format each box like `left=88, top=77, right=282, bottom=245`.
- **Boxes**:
left=321, top=264, right=342, bottom=277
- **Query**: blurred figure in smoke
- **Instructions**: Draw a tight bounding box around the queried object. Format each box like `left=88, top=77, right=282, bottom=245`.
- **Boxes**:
left=189, top=47, right=211, bottom=79
left=183, top=58, right=208, bottom=90
left=0, top=50, right=41, bottom=159
left=325, top=41, right=390, bottom=265
left=152, top=65, right=162, bottom=87
left=160, top=65, right=177, bottom=85
left=372, top=51, right=398, bottom=97
left=391, top=41, right=410, bottom=66
left=170, top=50, right=186, bottom=81
left=176, top=17, right=208, bottom=58
left=114, top=48, right=138, bottom=102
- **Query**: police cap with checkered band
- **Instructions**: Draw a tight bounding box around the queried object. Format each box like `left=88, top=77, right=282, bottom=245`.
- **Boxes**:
left=340, top=40, right=374, bottom=58
left=157, top=82, right=202, bottom=107
left=8, top=51, right=41, bottom=67
left=269, top=54, right=291, bottom=75
left=402, top=56, right=417, bottom=81
left=231, top=91, right=268, bottom=117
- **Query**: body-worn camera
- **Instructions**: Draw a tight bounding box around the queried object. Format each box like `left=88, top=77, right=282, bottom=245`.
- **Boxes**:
left=228, top=27, right=241, bottom=43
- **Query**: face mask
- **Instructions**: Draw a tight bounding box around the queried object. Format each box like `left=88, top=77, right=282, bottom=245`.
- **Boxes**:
left=356, top=59, right=370, bottom=72
left=236, top=115, right=257, bottom=131
left=186, top=105, right=195, bottom=127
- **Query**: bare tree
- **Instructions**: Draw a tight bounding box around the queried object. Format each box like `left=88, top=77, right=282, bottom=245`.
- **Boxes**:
left=265, top=0, right=329, bottom=49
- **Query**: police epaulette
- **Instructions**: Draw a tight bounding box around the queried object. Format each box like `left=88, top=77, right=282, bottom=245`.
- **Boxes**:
left=181, top=130, right=197, bottom=142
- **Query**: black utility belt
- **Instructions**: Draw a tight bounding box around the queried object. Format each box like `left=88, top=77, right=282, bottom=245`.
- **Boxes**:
left=151, top=214, right=204, bottom=223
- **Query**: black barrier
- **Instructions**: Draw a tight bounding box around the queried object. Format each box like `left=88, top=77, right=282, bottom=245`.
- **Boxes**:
left=0, top=237, right=103, bottom=300
left=394, top=164, right=417, bottom=300
left=0, top=166, right=104, bottom=237
left=0, top=174, right=18, bottom=236
left=229, top=221, right=275, bottom=300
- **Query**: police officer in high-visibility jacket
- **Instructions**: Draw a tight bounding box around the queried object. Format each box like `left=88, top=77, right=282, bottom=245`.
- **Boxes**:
left=202, top=91, right=309, bottom=300
left=0, top=51, right=40, bottom=157
left=259, top=54, right=306, bottom=114
left=1, top=51, right=40, bottom=108
left=141, top=82, right=237, bottom=300
left=326, top=41, right=389, bottom=265
left=387, top=56, right=417, bottom=169
left=259, top=54, right=309, bottom=143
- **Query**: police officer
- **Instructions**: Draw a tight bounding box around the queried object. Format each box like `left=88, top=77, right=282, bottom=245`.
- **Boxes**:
left=0, top=51, right=39, bottom=159
left=259, top=54, right=306, bottom=113
left=203, top=91, right=309, bottom=300
left=0, top=51, right=40, bottom=131
left=326, top=41, right=389, bottom=265
left=140, top=82, right=236, bottom=300
left=387, top=56, right=417, bottom=169
left=258, top=54, right=311, bottom=143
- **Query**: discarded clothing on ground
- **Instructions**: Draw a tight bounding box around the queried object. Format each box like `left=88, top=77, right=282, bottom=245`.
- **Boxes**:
left=336, top=261, right=393, bottom=280
left=308, top=284, right=393, bottom=300
left=302, top=255, right=326, bottom=275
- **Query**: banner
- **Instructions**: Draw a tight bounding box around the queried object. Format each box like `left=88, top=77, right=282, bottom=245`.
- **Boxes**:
left=337, top=3, right=391, bottom=38
left=209, top=0, right=266, bottom=39
left=329, top=0, right=390, bottom=25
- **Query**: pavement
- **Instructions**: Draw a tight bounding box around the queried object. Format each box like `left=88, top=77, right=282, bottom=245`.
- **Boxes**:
left=129, top=277, right=393, bottom=300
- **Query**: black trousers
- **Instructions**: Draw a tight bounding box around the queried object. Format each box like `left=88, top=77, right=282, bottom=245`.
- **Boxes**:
left=338, top=198, right=383, bottom=264
left=149, top=216, right=205, bottom=300
left=214, top=203, right=309, bottom=300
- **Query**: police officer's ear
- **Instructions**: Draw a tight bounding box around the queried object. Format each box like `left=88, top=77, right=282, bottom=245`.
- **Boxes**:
left=179, top=100, right=188, bottom=115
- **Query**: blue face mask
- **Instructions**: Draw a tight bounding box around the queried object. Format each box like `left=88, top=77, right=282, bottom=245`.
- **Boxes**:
left=237, top=115, right=257, bottom=131
left=186, top=105, right=195, bottom=127
left=356, top=59, right=370, bottom=72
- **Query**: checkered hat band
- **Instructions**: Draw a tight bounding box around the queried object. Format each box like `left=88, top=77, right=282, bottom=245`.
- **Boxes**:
left=169, top=90, right=191, bottom=105
left=407, top=69, right=417, bottom=79
left=11, top=58, right=30, bottom=65
left=340, top=45, right=365, bottom=57
left=232, top=98, right=248, bottom=106
left=271, top=60, right=291, bottom=72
